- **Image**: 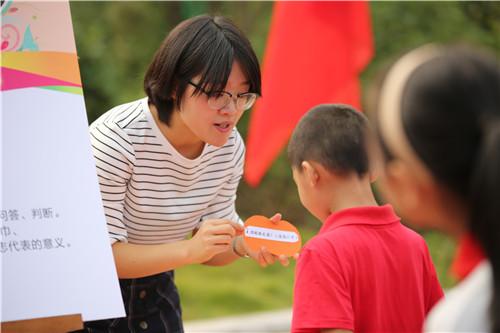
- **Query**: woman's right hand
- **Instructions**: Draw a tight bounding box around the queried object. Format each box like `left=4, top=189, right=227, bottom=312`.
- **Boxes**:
left=187, top=219, right=239, bottom=264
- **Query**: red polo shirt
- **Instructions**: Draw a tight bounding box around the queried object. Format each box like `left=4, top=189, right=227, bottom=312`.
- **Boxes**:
left=292, top=205, right=443, bottom=333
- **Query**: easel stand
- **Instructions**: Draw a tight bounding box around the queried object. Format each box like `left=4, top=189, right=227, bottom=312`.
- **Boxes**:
left=1, top=314, right=83, bottom=333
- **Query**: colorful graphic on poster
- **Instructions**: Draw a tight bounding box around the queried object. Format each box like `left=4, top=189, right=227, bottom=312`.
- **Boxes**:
left=1, top=0, right=82, bottom=94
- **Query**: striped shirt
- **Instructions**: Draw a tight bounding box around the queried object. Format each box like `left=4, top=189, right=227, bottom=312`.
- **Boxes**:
left=90, top=97, right=244, bottom=244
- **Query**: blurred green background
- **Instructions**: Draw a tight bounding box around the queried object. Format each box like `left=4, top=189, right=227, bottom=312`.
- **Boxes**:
left=71, top=1, right=500, bottom=321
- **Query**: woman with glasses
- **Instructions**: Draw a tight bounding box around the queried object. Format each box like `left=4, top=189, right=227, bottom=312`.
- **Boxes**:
left=79, top=15, right=287, bottom=333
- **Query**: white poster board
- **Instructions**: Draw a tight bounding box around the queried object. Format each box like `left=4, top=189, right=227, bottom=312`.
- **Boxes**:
left=1, top=0, right=125, bottom=322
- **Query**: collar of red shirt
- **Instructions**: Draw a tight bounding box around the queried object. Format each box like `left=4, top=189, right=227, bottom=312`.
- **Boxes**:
left=320, top=204, right=400, bottom=234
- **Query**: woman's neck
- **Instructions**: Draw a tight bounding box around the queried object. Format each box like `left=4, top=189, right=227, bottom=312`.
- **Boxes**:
left=149, top=103, right=204, bottom=159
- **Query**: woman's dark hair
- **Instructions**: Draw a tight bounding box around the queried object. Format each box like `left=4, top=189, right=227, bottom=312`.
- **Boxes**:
left=378, top=46, right=500, bottom=331
left=144, top=15, right=261, bottom=125
left=288, top=104, right=370, bottom=177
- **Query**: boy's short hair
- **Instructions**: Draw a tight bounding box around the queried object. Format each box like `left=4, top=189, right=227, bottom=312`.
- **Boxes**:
left=144, top=15, right=261, bottom=125
left=287, top=104, right=370, bottom=176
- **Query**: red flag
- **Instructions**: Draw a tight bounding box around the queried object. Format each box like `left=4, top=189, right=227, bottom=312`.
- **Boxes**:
left=245, top=1, right=374, bottom=186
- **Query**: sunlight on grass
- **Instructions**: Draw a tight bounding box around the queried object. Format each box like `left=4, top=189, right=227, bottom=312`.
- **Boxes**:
left=177, top=258, right=296, bottom=320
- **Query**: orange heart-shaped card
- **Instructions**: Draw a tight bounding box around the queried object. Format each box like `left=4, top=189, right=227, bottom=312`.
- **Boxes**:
left=243, top=215, right=302, bottom=256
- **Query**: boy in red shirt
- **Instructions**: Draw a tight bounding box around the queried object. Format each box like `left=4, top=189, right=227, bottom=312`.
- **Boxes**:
left=288, top=104, right=443, bottom=333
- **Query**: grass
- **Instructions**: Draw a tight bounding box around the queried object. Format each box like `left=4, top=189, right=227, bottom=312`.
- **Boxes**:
left=176, top=255, right=297, bottom=321
left=423, top=230, right=458, bottom=289
left=176, top=227, right=457, bottom=321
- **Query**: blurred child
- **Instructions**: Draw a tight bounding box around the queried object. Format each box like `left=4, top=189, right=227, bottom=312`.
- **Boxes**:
left=371, top=45, right=500, bottom=332
left=288, top=104, right=443, bottom=333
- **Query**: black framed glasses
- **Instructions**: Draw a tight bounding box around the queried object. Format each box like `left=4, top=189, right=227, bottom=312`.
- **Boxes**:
left=188, top=81, right=259, bottom=111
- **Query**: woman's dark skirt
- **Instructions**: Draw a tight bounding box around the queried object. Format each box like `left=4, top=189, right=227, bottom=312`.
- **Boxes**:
left=72, top=271, right=183, bottom=333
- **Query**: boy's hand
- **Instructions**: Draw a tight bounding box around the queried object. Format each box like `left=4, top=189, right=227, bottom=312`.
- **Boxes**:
left=236, top=213, right=300, bottom=267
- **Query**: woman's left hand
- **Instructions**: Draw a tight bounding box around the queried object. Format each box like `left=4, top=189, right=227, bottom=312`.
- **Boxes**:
left=235, top=213, right=300, bottom=267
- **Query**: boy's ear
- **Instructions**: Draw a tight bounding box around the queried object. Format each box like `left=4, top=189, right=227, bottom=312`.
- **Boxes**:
left=301, top=161, right=319, bottom=186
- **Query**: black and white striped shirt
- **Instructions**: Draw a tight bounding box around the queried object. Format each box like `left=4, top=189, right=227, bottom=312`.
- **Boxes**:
left=90, top=97, right=244, bottom=244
